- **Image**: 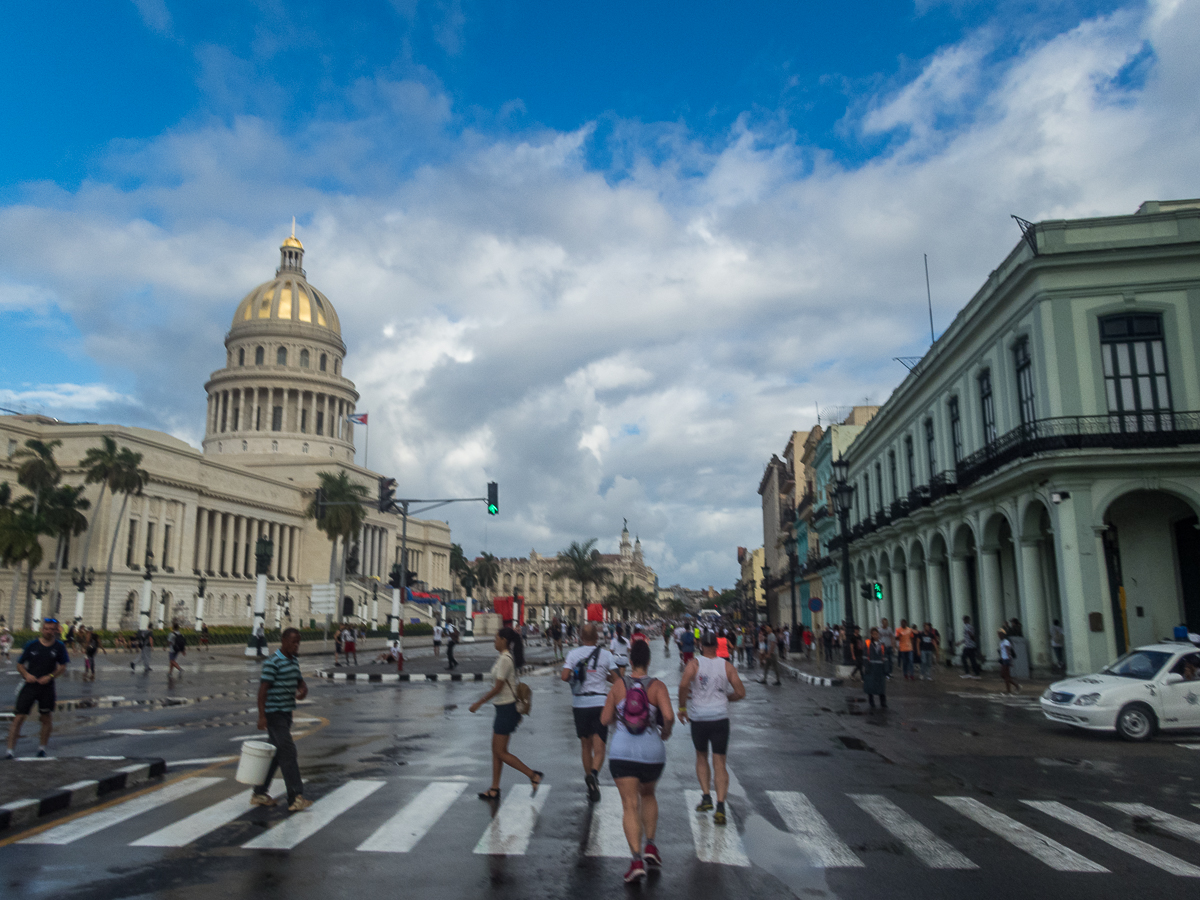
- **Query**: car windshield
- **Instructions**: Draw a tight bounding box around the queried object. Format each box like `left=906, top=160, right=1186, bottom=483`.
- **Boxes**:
left=1101, top=650, right=1173, bottom=680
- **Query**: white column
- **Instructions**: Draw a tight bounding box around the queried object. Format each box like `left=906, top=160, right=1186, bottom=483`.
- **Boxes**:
left=218, top=513, right=230, bottom=574
left=139, top=573, right=153, bottom=631
left=464, top=594, right=475, bottom=641
left=926, top=557, right=947, bottom=656
left=157, top=591, right=167, bottom=630
left=232, top=516, right=244, bottom=577
left=949, top=553, right=971, bottom=654
left=195, top=508, right=209, bottom=575
left=978, top=546, right=1004, bottom=665
left=906, top=563, right=922, bottom=625
left=390, top=586, right=402, bottom=640
left=1019, top=539, right=1051, bottom=671
left=278, top=524, right=290, bottom=582
left=195, top=586, right=206, bottom=633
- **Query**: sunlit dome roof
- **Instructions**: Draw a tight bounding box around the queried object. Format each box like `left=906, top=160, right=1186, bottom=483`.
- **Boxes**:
left=230, top=234, right=341, bottom=335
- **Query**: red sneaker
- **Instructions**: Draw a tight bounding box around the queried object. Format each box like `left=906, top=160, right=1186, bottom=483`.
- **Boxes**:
left=623, top=860, right=646, bottom=883
left=642, top=842, right=662, bottom=867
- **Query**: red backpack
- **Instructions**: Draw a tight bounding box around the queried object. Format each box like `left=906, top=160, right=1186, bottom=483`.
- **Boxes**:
left=621, top=675, right=655, bottom=735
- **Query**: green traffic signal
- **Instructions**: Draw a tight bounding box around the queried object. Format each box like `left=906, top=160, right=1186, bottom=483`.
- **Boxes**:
left=487, top=481, right=499, bottom=515
left=873, top=582, right=884, bottom=601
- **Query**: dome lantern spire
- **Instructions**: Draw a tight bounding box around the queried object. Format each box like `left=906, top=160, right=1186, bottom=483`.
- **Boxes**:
left=278, top=219, right=305, bottom=277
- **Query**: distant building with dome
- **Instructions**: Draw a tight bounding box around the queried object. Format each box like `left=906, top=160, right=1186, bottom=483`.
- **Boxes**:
left=0, top=233, right=453, bottom=631
left=490, top=522, right=659, bottom=623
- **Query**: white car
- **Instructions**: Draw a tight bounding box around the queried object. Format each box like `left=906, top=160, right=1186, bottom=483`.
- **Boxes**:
left=1040, top=642, right=1200, bottom=741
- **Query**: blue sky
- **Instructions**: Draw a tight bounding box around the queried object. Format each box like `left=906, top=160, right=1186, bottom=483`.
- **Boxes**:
left=1, top=0, right=1196, bottom=587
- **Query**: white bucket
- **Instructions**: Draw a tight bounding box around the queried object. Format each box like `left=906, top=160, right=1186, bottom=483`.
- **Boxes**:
left=235, top=740, right=276, bottom=785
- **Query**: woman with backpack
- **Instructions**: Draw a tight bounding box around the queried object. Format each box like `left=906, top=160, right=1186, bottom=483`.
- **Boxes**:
left=600, top=640, right=675, bottom=884
left=469, top=627, right=543, bottom=802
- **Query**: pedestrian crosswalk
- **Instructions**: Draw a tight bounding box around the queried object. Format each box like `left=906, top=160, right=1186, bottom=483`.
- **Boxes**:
left=14, top=776, right=1200, bottom=878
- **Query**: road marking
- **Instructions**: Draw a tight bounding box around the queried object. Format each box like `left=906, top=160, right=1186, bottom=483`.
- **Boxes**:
left=473, top=784, right=550, bottom=856
left=767, top=791, right=864, bottom=868
left=23, top=778, right=223, bottom=845
left=357, top=781, right=466, bottom=853
left=849, top=794, right=977, bottom=869
left=1106, top=803, right=1200, bottom=845
left=243, top=780, right=385, bottom=850
left=104, top=729, right=183, bottom=736
left=131, top=781, right=285, bottom=847
left=1023, top=801, right=1200, bottom=877
left=937, top=797, right=1107, bottom=872
left=585, top=788, right=629, bottom=857
left=229, top=735, right=264, bottom=742
left=686, top=791, right=750, bottom=867
left=1177, top=744, right=1200, bottom=750
left=170, top=756, right=239, bottom=766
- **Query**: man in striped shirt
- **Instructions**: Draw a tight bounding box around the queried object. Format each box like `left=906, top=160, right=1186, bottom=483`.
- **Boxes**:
left=251, top=627, right=311, bottom=811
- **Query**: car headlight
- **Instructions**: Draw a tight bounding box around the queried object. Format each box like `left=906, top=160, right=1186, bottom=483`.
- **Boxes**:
left=1073, top=693, right=1101, bottom=707
left=1042, top=689, right=1052, bottom=700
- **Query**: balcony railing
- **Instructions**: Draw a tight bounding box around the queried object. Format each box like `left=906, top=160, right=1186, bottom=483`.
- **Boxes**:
left=956, top=410, right=1200, bottom=489
left=929, top=470, right=958, bottom=501
left=796, top=491, right=813, bottom=518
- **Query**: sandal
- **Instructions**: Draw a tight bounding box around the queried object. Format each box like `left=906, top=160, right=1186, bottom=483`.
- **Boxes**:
left=477, top=788, right=501, bottom=801
left=530, top=771, right=544, bottom=795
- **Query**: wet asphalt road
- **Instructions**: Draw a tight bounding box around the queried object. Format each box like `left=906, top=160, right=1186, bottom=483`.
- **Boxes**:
left=4, top=644, right=1200, bottom=900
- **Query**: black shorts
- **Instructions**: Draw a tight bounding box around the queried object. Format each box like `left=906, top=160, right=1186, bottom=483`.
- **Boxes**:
left=15, top=682, right=55, bottom=716
left=572, top=705, right=608, bottom=741
left=609, top=760, right=664, bottom=783
left=493, top=702, right=522, bottom=735
left=690, top=718, right=730, bottom=755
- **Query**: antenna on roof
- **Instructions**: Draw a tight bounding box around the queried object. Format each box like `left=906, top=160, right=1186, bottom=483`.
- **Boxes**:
left=291, top=216, right=296, bottom=238
left=924, top=253, right=935, bottom=345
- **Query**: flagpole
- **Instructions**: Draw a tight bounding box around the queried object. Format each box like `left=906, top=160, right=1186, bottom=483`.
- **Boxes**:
left=365, top=421, right=368, bottom=469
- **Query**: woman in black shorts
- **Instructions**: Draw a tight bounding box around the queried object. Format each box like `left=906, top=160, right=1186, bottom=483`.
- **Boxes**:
left=600, top=640, right=674, bottom=884
left=469, top=627, right=542, bottom=801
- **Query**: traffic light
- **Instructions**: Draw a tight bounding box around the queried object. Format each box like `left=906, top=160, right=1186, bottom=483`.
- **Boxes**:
left=860, top=582, right=871, bottom=601
left=378, top=477, right=397, bottom=513
left=388, top=563, right=403, bottom=589
left=487, top=481, right=499, bottom=515
left=313, top=488, right=327, bottom=521
left=873, top=582, right=884, bottom=601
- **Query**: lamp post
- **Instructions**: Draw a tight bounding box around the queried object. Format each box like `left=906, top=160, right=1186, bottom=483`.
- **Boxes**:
left=31, top=580, right=50, bottom=625
left=388, top=563, right=403, bottom=641
left=832, top=455, right=856, bottom=665
left=70, top=566, right=95, bottom=627
left=139, top=549, right=156, bottom=631
left=370, top=580, right=378, bottom=631
left=246, top=535, right=273, bottom=657
left=195, top=574, right=208, bottom=633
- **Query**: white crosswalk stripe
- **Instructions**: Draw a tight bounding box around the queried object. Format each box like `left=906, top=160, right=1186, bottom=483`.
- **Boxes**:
left=1023, top=801, right=1200, bottom=877
left=937, top=796, right=1107, bottom=872
left=131, top=781, right=285, bottom=847
left=23, top=777, right=224, bottom=845
left=767, top=791, right=863, bottom=868
left=686, top=791, right=750, bottom=867
left=358, top=781, right=467, bottom=853
left=1107, top=803, right=1200, bottom=845
left=585, top=789, right=630, bottom=858
left=849, top=794, right=977, bottom=869
left=473, top=784, right=550, bottom=856
left=242, top=780, right=385, bottom=850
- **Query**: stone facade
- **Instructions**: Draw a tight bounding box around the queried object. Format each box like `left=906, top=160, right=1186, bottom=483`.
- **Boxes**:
left=1, top=235, right=453, bottom=631
left=490, top=524, right=658, bottom=624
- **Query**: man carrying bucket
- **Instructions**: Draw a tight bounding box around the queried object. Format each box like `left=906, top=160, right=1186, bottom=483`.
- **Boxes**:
left=249, top=627, right=311, bottom=812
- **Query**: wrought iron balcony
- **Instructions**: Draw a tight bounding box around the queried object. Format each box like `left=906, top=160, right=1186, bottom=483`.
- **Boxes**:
left=956, top=410, right=1200, bottom=489
left=929, top=470, right=958, bottom=501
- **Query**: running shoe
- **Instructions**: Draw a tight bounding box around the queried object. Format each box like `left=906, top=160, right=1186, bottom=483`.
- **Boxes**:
left=36, top=749, right=47, bottom=758
left=623, top=860, right=646, bottom=883
left=642, top=842, right=662, bottom=866
left=287, top=796, right=313, bottom=812
left=713, top=810, right=727, bottom=826
left=695, top=795, right=714, bottom=812
left=585, top=772, right=600, bottom=803
left=249, top=793, right=276, bottom=807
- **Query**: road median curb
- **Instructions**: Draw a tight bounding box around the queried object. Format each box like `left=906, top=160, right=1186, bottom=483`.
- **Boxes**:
left=0, top=758, right=166, bottom=833
left=780, top=661, right=843, bottom=687
left=314, top=663, right=553, bottom=684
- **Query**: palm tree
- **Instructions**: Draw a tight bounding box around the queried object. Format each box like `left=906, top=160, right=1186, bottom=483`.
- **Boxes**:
left=553, top=539, right=612, bottom=622
left=74, top=438, right=121, bottom=599
left=98, top=447, right=149, bottom=630
left=43, top=484, right=90, bottom=616
left=603, top=576, right=641, bottom=621
left=665, top=597, right=689, bottom=618
left=12, top=439, right=62, bottom=624
left=307, top=470, right=368, bottom=622
left=474, top=552, right=500, bottom=604
left=0, top=484, right=49, bottom=627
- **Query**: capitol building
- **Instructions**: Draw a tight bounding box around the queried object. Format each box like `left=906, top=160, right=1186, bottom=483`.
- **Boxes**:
left=1, top=234, right=453, bottom=631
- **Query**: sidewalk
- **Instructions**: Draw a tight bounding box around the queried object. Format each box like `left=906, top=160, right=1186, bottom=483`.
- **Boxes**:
left=0, top=757, right=166, bottom=832
left=315, top=641, right=559, bottom=681
left=775, top=651, right=1056, bottom=697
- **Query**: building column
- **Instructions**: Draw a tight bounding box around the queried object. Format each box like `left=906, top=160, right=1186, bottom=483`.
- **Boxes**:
left=199, top=508, right=214, bottom=574
left=244, top=518, right=256, bottom=575
left=1018, top=539, right=1051, bottom=671
left=218, top=513, right=231, bottom=575
left=891, top=564, right=907, bottom=625
left=926, top=556, right=947, bottom=651
left=281, top=525, right=292, bottom=581
left=906, top=562, right=922, bottom=625
left=231, top=516, right=243, bottom=577
left=978, top=545, right=1004, bottom=665
left=949, top=552, right=971, bottom=652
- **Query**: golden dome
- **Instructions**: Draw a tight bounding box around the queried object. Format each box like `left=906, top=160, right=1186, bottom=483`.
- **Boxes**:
left=231, top=276, right=340, bottom=335
left=282, top=235, right=304, bottom=249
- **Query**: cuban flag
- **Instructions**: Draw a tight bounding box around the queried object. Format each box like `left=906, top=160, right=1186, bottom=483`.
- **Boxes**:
left=347, top=412, right=368, bottom=425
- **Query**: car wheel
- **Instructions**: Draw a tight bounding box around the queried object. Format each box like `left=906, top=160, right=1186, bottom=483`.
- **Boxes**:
left=1115, top=702, right=1157, bottom=742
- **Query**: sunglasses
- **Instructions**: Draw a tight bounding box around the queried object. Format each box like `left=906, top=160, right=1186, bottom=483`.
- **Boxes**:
left=43, top=618, right=59, bottom=625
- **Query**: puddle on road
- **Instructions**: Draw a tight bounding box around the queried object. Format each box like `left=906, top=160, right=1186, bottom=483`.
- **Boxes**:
left=742, top=813, right=843, bottom=899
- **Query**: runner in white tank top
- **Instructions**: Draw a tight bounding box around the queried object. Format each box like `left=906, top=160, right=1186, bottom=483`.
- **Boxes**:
left=678, top=629, right=746, bottom=826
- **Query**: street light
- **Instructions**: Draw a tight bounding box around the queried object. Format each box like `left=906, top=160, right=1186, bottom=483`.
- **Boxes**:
left=831, top=455, right=856, bottom=664
left=787, top=549, right=801, bottom=651
left=196, top=574, right=208, bottom=633
left=31, top=580, right=49, bottom=627
left=70, top=566, right=95, bottom=627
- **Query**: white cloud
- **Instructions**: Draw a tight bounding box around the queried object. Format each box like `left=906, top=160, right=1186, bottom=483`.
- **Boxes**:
left=1, top=0, right=1197, bottom=587
left=0, top=383, right=140, bottom=414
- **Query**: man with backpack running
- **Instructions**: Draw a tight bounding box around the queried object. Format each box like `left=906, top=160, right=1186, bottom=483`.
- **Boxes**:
left=561, top=623, right=617, bottom=802
left=678, top=629, right=745, bottom=826
left=678, top=619, right=696, bottom=669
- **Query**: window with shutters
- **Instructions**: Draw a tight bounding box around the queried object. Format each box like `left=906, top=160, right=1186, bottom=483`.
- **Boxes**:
left=949, top=396, right=963, bottom=463
left=1014, top=337, right=1036, bottom=428
left=978, top=370, right=996, bottom=444
left=924, top=418, right=936, bottom=479
left=904, top=435, right=915, bottom=490
left=888, top=450, right=898, bottom=501
left=1099, top=314, right=1173, bottom=432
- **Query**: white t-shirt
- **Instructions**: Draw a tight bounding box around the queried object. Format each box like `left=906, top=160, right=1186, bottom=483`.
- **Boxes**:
left=999, top=637, right=1015, bottom=662
left=609, top=636, right=629, bottom=662
left=688, top=654, right=731, bottom=722
left=433, top=626, right=443, bottom=642
left=563, top=644, right=616, bottom=708
left=1049, top=625, right=1063, bottom=648
left=673, top=626, right=686, bottom=644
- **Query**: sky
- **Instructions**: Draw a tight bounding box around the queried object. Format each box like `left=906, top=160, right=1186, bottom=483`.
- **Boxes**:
left=1, top=0, right=1197, bottom=589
